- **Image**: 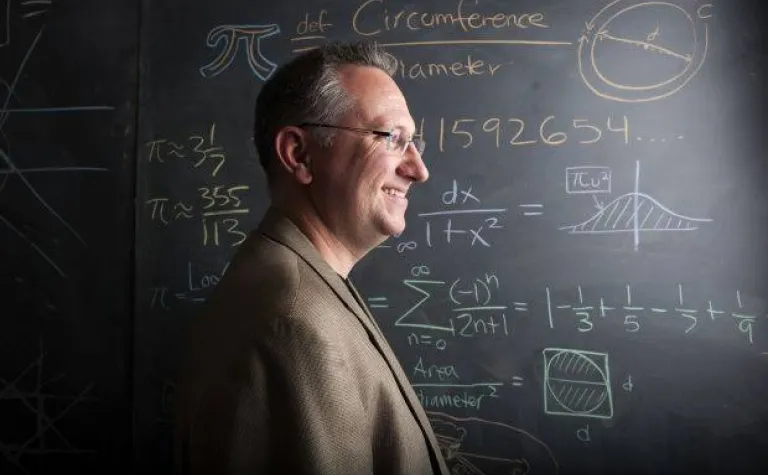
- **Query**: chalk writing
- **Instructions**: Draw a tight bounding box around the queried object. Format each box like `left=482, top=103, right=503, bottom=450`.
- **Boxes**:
left=200, top=24, right=281, bottom=80
left=732, top=290, right=758, bottom=344
left=293, top=0, right=571, bottom=54
left=578, top=1, right=712, bottom=102
left=374, top=268, right=511, bottom=341
left=543, top=348, right=614, bottom=419
left=408, top=333, right=448, bottom=350
left=418, top=180, right=506, bottom=248
left=2, top=0, right=52, bottom=47
left=148, top=261, right=229, bottom=311
left=566, top=166, right=612, bottom=195
left=519, top=203, right=544, bottom=218
left=561, top=161, right=712, bottom=251
left=415, top=382, right=500, bottom=411
left=295, top=10, right=332, bottom=35
left=352, top=0, right=549, bottom=38
left=412, top=356, right=460, bottom=381
left=418, top=114, right=629, bottom=152
left=387, top=52, right=506, bottom=80
left=145, top=184, right=250, bottom=247
left=384, top=282, right=765, bottom=349
left=543, top=284, right=765, bottom=346
left=366, top=296, right=388, bottom=308
left=428, top=412, right=559, bottom=474
left=144, top=123, right=226, bottom=177
left=576, top=424, right=591, bottom=442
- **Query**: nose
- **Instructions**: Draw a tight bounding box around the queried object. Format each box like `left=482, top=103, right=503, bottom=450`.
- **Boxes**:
left=397, top=145, right=429, bottom=183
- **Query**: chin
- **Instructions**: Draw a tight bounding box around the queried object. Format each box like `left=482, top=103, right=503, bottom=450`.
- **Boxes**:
left=376, top=218, right=406, bottom=238
left=388, top=220, right=407, bottom=237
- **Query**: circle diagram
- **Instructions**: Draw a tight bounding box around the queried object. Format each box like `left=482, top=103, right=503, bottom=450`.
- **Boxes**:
left=543, top=348, right=613, bottom=419
left=578, top=1, right=712, bottom=102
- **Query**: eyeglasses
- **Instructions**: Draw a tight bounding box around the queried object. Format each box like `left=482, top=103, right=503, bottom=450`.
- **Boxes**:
left=299, top=122, right=426, bottom=156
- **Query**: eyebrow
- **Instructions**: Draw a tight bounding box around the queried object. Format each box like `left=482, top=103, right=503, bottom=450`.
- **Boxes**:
left=369, top=115, right=415, bottom=136
left=389, top=124, right=416, bottom=137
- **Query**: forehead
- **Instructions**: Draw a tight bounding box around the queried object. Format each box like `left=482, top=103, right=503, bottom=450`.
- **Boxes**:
left=338, top=65, right=413, bottom=130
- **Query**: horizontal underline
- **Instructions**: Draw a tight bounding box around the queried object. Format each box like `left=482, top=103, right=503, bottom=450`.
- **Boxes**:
left=294, top=39, right=572, bottom=53
left=381, top=39, right=572, bottom=47
left=411, top=382, right=503, bottom=388
left=418, top=209, right=506, bottom=217
left=453, top=306, right=507, bottom=312
left=547, top=377, right=607, bottom=385
left=201, top=209, right=250, bottom=217
left=290, top=35, right=326, bottom=42
left=0, top=167, right=108, bottom=174
left=0, top=106, right=115, bottom=113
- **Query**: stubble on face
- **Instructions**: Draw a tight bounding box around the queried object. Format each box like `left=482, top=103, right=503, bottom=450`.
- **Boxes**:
left=338, top=66, right=416, bottom=242
left=305, top=65, right=418, bottom=265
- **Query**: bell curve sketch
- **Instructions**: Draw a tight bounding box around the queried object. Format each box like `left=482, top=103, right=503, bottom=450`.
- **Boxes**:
left=578, top=0, right=713, bottom=102
left=559, top=161, right=713, bottom=251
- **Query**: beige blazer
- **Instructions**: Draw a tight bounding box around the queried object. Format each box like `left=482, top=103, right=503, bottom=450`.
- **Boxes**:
left=174, top=207, right=450, bottom=475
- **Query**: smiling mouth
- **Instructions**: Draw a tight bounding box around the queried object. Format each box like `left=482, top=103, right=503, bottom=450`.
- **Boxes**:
left=383, top=187, right=407, bottom=199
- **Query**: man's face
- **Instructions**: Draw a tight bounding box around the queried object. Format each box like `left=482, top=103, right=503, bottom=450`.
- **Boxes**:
left=306, top=64, right=429, bottom=251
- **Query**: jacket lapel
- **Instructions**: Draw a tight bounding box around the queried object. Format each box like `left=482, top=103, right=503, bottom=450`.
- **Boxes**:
left=345, top=280, right=449, bottom=474
left=259, top=208, right=448, bottom=474
left=258, top=208, right=382, bottom=338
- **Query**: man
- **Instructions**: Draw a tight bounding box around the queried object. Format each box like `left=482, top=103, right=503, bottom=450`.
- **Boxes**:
left=174, top=41, right=450, bottom=475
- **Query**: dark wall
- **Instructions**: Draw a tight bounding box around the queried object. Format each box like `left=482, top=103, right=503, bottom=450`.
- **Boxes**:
left=4, top=0, right=768, bottom=473
left=0, top=0, right=137, bottom=474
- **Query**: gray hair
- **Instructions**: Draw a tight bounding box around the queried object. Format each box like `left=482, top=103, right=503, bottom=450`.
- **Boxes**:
left=253, top=41, right=397, bottom=184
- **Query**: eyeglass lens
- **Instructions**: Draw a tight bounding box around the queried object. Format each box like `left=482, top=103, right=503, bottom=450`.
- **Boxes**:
left=389, top=131, right=425, bottom=155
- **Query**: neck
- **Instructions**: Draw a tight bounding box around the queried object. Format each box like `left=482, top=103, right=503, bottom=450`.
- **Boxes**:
left=273, top=202, right=363, bottom=278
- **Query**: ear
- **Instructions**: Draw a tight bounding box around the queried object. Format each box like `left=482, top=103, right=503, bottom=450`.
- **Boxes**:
left=274, top=126, right=313, bottom=185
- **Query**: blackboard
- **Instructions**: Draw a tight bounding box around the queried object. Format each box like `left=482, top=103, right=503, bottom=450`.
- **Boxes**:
left=7, top=0, right=755, bottom=473
left=0, top=0, right=137, bottom=474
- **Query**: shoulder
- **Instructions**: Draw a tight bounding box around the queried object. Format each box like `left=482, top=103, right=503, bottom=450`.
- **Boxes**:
left=208, top=231, right=302, bottom=319
left=189, top=230, right=346, bottom=343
